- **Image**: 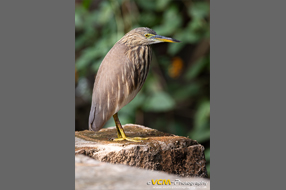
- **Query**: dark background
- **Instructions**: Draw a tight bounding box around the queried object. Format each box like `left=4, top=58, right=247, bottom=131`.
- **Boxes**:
left=75, top=0, right=210, bottom=176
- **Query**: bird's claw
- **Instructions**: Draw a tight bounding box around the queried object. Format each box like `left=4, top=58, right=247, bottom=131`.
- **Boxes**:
left=112, top=137, right=148, bottom=142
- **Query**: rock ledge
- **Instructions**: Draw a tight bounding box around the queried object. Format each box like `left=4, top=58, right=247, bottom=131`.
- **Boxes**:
left=75, top=124, right=207, bottom=177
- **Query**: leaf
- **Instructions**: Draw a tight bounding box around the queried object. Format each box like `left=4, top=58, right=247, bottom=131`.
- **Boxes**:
left=156, top=0, right=171, bottom=11
left=136, top=0, right=156, bottom=11
left=172, top=83, right=200, bottom=101
left=91, top=59, right=102, bottom=72
left=190, top=126, right=210, bottom=142
left=168, top=41, right=185, bottom=55
left=194, top=100, right=210, bottom=129
left=75, top=29, right=97, bottom=50
left=143, top=91, right=175, bottom=112
left=97, top=1, right=113, bottom=24
left=188, top=2, right=209, bottom=19
left=153, top=5, right=182, bottom=37
left=189, top=100, right=210, bottom=142
left=75, top=6, right=88, bottom=30
left=82, top=0, right=93, bottom=10
left=76, top=48, right=96, bottom=70
left=184, top=57, right=209, bottom=80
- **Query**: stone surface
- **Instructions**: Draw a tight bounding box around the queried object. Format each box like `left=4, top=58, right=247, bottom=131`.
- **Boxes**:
left=75, top=154, right=210, bottom=190
left=75, top=124, right=208, bottom=178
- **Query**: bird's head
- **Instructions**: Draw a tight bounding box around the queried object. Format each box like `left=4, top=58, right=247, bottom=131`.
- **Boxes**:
left=119, top=27, right=180, bottom=46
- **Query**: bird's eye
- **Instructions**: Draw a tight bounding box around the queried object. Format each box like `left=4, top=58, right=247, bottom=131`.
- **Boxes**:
left=145, top=34, right=150, bottom=37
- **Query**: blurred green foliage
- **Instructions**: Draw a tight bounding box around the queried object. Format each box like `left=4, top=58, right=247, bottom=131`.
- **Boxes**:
left=75, top=0, right=210, bottom=176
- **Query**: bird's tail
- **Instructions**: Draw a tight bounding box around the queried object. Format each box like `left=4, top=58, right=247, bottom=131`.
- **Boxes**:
left=88, top=105, right=96, bottom=131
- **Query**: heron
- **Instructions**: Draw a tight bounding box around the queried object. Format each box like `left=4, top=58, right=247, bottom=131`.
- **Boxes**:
left=89, top=27, right=180, bottom=142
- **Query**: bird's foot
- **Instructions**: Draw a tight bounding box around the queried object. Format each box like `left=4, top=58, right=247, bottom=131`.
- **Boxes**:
left=112, top=137, right=148, bottom=142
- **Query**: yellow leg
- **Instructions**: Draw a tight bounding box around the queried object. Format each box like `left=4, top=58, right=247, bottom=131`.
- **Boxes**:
left=112, top=113, right=148, bottom=142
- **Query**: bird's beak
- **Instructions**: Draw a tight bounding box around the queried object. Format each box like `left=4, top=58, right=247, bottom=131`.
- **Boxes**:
left=151, top=35, right=180, bottom=43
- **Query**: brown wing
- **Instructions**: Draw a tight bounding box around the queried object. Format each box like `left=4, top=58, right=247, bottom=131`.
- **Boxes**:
left=89, top=43, right=135, bottom=131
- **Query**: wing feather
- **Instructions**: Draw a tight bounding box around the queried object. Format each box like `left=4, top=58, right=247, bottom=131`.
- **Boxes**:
left=89, top=43, right=134, bottom=131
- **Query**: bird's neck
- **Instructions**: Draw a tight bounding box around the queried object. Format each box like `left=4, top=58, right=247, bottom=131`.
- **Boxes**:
left=125, top=45, right=151, bottom=64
